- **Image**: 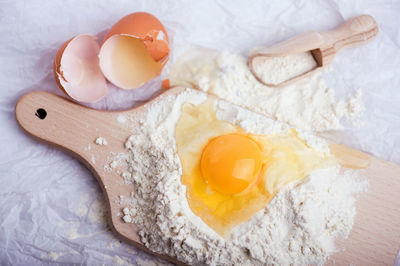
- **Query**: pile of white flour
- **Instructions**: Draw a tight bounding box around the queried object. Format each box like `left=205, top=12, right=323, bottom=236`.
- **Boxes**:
left=121, top=88, right=367, bottom=265
left=169, top=48, right=364, bottom=132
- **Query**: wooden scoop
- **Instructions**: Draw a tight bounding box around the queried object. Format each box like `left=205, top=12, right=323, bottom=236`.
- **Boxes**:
left=249, top=14, right=378, bottom=87
left=15, top=88, right=400, bottom=266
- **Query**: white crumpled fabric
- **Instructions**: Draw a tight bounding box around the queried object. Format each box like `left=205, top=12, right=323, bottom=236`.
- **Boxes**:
left=0, top=0, right=399, bottom=265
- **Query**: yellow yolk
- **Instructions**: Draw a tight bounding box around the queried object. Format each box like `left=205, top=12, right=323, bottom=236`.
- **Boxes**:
left=201, top=134, right=263, bottom=194
left=175, top=99, right=335, bottom=237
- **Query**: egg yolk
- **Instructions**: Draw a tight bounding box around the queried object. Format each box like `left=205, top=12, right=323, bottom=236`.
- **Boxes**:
left=200, top=134, right=263, bottom=194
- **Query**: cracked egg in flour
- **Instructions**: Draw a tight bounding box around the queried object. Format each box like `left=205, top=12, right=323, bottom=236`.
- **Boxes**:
left=175, top=99, right=335, bottom=237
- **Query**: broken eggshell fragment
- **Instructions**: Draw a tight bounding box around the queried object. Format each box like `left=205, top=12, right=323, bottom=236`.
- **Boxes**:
left=53, top=12, right=169, bottom=103
left=54, top=35, right=108, bottom=103
left=99, top=12, right=170, bottom=90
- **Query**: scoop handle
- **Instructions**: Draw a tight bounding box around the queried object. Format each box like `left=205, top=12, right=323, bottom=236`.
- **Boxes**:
left=320, top=15, right=378, bottom=63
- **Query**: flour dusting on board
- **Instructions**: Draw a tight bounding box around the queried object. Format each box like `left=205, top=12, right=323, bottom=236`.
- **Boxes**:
left=119, top=88, right=367, bottom=265
left=95, top=137, right=108, bottom=146
left=169, top=48, right=364, bottom=131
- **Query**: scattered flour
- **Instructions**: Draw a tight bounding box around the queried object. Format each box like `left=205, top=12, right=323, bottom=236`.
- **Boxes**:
left=252, top=51, right=317, bottom=85
left=136, top=257, right=171, bottom=266
left=76, top=194, right=90, bottom=217
left=110, top=161, right=118, bottom=169
left=117, top=114, right=127, bottom=124
left=87, top=197, right=107, bottom=224
left=121, top=88, right=367, bottom=265
left=113, top=255, right=130, bottom=265
left=168, top=48, right=364, bottom=132
left=75, top=192, right=107, bottom=224
left=95, top=137, right=108, bottom=146
left=122, top=207, right=137, bottom=223
left=47, top=251, right=63, bottom=261
left=90, top=155, right=96, bottom=164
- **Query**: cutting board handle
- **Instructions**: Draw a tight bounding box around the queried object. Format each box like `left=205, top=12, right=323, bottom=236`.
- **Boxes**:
left=15, top=91, right=113, bottom=160
left=15, top=91, right=151, bottom=248
left=318, top=15, right=378, bottom=64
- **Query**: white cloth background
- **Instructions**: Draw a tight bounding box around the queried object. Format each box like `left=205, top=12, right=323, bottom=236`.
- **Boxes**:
left=0, top=0, right=399, bottom=265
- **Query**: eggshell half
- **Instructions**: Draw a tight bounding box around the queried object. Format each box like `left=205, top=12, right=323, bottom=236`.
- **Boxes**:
left=54, top=35, right=107, bottom=103
left=99, top=12, right=170, bottom=90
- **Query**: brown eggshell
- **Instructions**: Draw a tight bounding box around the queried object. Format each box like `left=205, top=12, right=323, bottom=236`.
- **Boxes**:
left=102, top=12, right=170, bottom=65
left=98, top=12, right=170, bottom=90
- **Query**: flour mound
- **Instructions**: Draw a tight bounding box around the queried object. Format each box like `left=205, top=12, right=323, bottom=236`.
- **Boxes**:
left=169, top=48, right=364, bottom=132
left=122, top=89, right=367, bottom=265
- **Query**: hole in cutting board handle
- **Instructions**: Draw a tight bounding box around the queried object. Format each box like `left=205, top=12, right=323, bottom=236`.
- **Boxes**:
left=35, top=108, right=47, bottom=119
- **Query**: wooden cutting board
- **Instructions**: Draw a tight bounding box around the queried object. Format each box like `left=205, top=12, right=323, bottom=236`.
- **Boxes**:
left=15, top=87, right=400, bottom=265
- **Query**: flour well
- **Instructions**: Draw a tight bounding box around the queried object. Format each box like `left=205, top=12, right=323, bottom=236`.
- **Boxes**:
left=169, top=48, right=364, bottom=132
left=121, top=88, right=367, bottom=265
left=253, top=51, right=317, bottom=85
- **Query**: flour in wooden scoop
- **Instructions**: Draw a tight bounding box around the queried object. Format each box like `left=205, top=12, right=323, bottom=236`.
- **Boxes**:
left=252, top=51, right=318, bottom=86
left=120, top=88, right=367, bottom=265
